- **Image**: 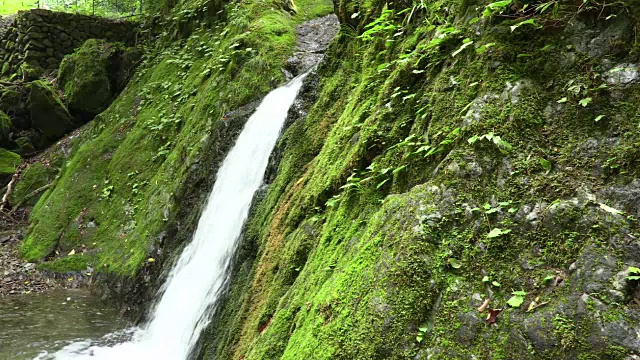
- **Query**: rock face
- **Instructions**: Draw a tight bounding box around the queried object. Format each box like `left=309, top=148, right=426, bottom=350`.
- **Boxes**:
left=27, top=80, right=74, bottom=141
left=58, top=39, right=142, bottom=116
left=197, top=2, right=640, bottom=360
left=0, top=9, right=138, bottom=76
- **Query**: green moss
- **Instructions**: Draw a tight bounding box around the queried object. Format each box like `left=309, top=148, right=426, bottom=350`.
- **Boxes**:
left=8, top=162, right=58, bottom=207
left=37, top=254, right=90, bottom=273
left=58, top=39, right=136, bottom=115
left=200, top=1, right=640, bottom=358
left=27, top=80, right=74, bottom=140
left=21, top=0, right=335, bottom=275
left=0, top=148, right=20, bottom=174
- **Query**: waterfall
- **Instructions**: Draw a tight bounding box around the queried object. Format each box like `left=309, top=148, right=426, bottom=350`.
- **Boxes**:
left=41, top=73, right=309, bottom=360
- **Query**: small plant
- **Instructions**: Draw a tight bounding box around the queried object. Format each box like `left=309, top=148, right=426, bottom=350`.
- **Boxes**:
left=507, top=290, right=527, bottom=308
left=628, top=266, right=640, bottom=281
left=416, top=325, right=428, bottom=343
left=487, top=227, right=511, bottom=238
left=468, top=132, right=512, bottom=154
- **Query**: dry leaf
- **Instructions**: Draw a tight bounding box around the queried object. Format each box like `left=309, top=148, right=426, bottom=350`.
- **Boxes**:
left=486, top=308, right=502, bottom=324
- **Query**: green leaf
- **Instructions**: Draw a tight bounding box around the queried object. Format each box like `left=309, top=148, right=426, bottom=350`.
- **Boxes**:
left=628, top=275, right=640, bottom=281
left=449, top=257, right=462, bottom=269
left=579, top=97, right=592, bottom=107
left=416, top=335, right=424, bottom=342
left=512, top=290, right=527, bottom=296
left=376, top=179, right=390, bottom=189
left=510, top=18, right=536, bottom=32
left=469, top=17, right=480, bottom=25
left=418, top=327, right=428, bottom=332
left=468, top=135, right=480, bottom=144
left=629, top=266, right=640, bottom=274
left=487, top=228, right=511, bottom=238
left=557, top=97, right=568, bottom=103
left=507, top=294, right=525, bottom=308
left=492, top=281, right=501, bottom=287
left=452, top=39, right=474, bottom=57
left=594, top=114, right=605, bottom=122
left=482, top=275, right=490, bottom=283
left=539, top=158, right=552, bottom=173
left=543, top=275, right=554, bottom=283
left=599, top=203, right=624, bottom=215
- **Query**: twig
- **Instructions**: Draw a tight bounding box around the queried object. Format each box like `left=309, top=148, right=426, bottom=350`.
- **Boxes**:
left=0, top=172, right=19, bottom=211
left=8, top=183, right=52, bottom=215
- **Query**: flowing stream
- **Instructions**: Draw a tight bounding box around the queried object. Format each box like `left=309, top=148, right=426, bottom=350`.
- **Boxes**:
left=35, top=73, right=308, bottom=359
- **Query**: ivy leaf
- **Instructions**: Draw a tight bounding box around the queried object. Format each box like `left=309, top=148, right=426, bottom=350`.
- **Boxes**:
left=492, top=281, right=501, bottom=287
left=579, top=97, right=592, bottom=107
left=556, top=97, right=568, bottom=103
left=482, top=275, right=490, bottom=283
left=594, top=114, right=605, bottom=122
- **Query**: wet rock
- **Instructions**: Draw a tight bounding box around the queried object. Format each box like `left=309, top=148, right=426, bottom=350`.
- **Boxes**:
left=606, top=63, right=639, bottom=85
left=284, top=14, right=339, bottom=77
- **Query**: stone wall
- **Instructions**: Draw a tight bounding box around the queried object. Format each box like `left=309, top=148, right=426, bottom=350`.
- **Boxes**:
left=0, top=9, right=138, bottom=75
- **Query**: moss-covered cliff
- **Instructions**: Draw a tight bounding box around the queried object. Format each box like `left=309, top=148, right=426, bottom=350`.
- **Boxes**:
left=17, top=0, right=332, bottom=281
left=7, top=0, right=640, bottom=356
left=197, top=0, right=640, bottom=359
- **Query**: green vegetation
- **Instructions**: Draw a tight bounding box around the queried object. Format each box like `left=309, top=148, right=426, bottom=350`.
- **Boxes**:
left=198, top=0, right=640, bottom=358
left=37, top=254, right=89, bottom=272
left=20, top=0, right=333, bottom=275
left=0, top=148, right=20, bottom=174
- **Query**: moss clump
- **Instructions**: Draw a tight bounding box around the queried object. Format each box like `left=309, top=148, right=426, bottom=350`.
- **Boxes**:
left=58, top=39, right=135, bottom=116
left=0, top=148, right=20, bottom=174
left=27, top=80, right=74, bottom=140
left=37, top=254, right=90, bottom=273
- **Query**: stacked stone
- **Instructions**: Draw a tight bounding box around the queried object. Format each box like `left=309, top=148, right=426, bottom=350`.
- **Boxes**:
left=0, top=9, right=138, bottom=75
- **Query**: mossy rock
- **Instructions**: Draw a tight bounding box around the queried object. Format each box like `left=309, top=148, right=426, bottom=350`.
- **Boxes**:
left=0, top=85, right=27, bottom=129
left=27, top=80, right=74, bottom=141
left=0, top=110, right=13, bottom=147
left=15, top=136, right=36, bottom=154
left=58, top=39, right=139, bottom=116
left=19, top=62, right=44, bottom=81
left=8, top=162, right=57, bottom=207
left=0, top=148, right=20, bottom=174
left=37, top=254, right=90, bottom=273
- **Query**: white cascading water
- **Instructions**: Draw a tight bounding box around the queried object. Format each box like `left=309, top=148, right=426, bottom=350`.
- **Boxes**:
left=40, top=73, right=308, bottom=360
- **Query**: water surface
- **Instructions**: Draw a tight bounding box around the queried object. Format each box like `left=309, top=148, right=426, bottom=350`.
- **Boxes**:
left=0, top=289, right=131, bottom=359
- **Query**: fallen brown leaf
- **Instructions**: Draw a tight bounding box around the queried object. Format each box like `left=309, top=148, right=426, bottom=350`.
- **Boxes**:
left=486, top=308, right=502, bottom=324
